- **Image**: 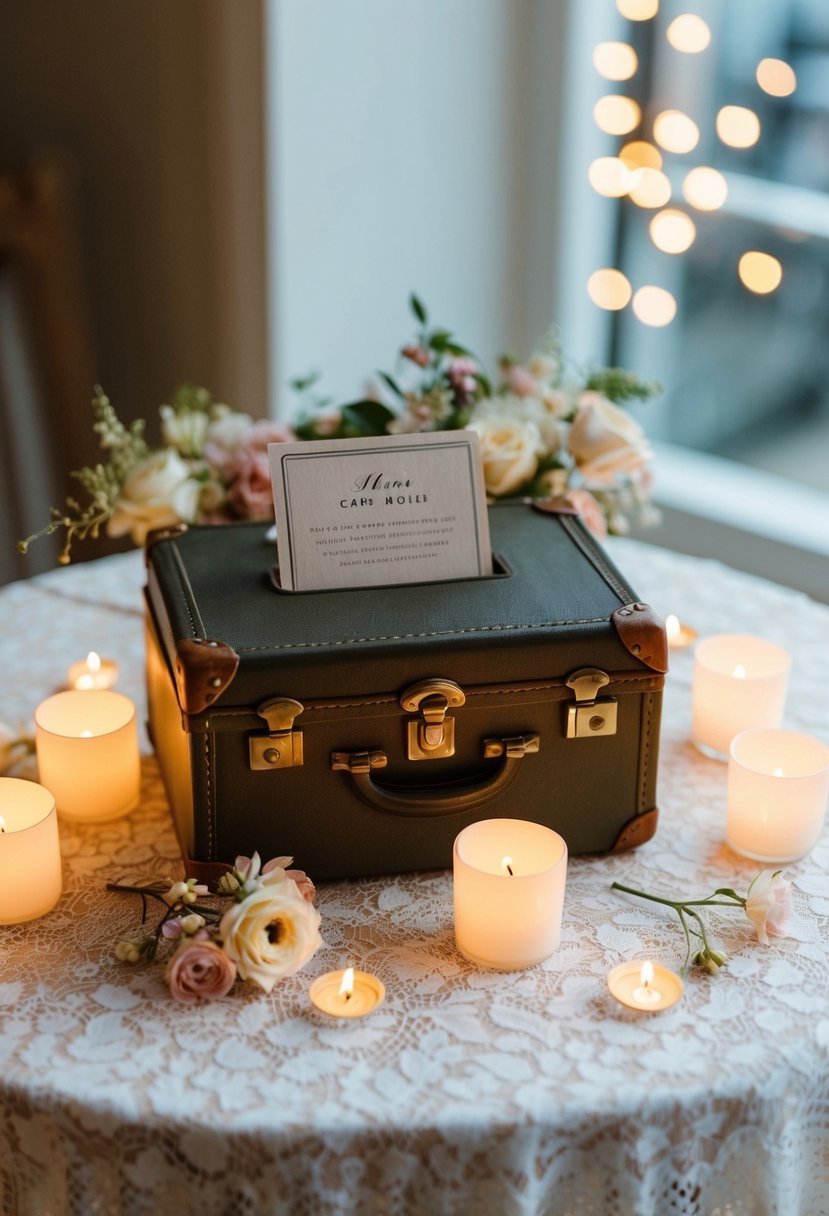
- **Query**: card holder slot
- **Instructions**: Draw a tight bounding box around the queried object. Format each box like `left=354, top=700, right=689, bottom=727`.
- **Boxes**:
left=267, top=552, right=513, bottom=595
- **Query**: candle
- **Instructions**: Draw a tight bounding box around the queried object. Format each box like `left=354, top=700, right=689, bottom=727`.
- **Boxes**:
left=0, top=778, right=62, bottom=923
left=727, top=729, right=829, bottom=861
left=309, top=966, right=385, bottom=1018
left=665, top=613, right=698, bottom=650
left=453, top=819, right=567, bottom=970
left=35, top=690, right=140, bottom=822
left=607, top=960, right=683, bottom=1011
left=692, top=633, right=790, bottom=760
left=67, top=651, right=118, bottom=690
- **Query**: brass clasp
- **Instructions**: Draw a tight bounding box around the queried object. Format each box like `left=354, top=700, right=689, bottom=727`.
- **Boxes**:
left=400, top=678, right=466, bottom=761
left=565, top=668, right=617, bottom=739
left=249, top=697, right=305, bottom=770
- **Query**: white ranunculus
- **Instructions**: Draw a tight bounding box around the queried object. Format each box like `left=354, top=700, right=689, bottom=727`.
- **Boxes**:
left=107, top=449, right=201, bottom=546
left=567, top=391, right=652, bottom=486
left=160, top=405, right=210, bottom=458
left=218, top=878, right=322, bottom=993
left=467, top=409, right=544, bottom=497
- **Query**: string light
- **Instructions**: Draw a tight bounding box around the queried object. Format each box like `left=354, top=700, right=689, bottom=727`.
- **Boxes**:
left=649, top=209, right=696, bottom=254
left=593, top=42, right=638, bottom=81
left=632, top=286, right=677, bottom=326
left=593, top=95, right=641, bottom=136
left=716, top=106, right=761, bottom=149
left=682, top=166, right=728, bottom=210
left=653, top=109, right=700, bottom=154
left=588, top=157, right=641, bottom=197
left=616, top=0, right=658, bottom=19
left=738, top=252, right=783, bottom=294
left=588, top=269, right=633, bottom=311
left=666, top=14, right=711, bottom=53
left=628, top=168, right=672, bottom=208
left=756, top=58, right=797, bottom=97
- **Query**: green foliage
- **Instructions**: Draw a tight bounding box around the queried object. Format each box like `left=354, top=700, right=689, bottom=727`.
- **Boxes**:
left=340, top=400, right=397, bottom=437
left=409, top=293, right=428, bottom=325
left=584, top=367, right=661, bottom=404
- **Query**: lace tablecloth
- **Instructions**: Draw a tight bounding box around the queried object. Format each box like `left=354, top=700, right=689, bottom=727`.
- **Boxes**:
left=1, top=542, right=828, bottom=1216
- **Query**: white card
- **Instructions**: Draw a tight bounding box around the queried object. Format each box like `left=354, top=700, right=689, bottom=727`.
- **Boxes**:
left=269, top=431, right=493, bottom=591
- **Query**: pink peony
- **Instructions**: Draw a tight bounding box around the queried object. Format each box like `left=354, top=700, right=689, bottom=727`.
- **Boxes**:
left=744, top=870, right=791, bottom=946
left=566, top=488, right=607, bottom=539
left=225, top=420, right=296, bottom=520
left=166, top=940, right=237, bottom=1003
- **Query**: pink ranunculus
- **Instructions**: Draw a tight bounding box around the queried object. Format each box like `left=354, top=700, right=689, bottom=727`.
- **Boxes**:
left=566, top=488, right=607, bottom=539
left=744, top=870, right=791, bottom=946
left=166, top=940, right=237, bottom=1003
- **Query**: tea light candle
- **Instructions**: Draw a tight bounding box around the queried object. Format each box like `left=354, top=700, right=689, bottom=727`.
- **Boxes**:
left=35, top=690, right=140, bottom=822
left=607, top=960, right=683, bottom=1012
left=665, top=614, right=697, bottom=650
left=309, top=966, right=385, bottom=1018
left=0, top=779, right=62, bottom=923
left=727, top=729, right=829, bottom=862
left=453, top=819, right=567, bottom=970
left=67, top=651, right=118, bottom=690
left=692, top=633, right=790, bottom=760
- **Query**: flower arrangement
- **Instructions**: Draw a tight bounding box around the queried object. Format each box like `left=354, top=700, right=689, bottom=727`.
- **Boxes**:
left=112, top=852, right=321, bottom=1002
left=612, top=868, right=791, bottom=975
left=19, top=295, right=660, bottom=563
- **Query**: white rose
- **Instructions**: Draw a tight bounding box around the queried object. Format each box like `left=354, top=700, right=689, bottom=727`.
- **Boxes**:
left=568, top=391, right=652, bottom=486
left=219, top=878, right=322, bottom=993
left=472, top=393, right=564, bottom=454
left=160, top=405, right=209, bottom=458
left=203, top=410, right=254, bottom=473
left=107, top=449, right=202, bottom=546
left=468, top=409, right=544, bottom=497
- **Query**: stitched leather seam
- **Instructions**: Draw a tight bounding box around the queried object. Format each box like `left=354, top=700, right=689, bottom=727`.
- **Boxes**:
left=639, top=692, right=653, bottom=812
left=559, top=515, right=632, bottom=603
left=204, top=732, right=214, bottom=859
left=170, top=545, right=202, bottom=640
left=233, top=616, right=608, bottom=652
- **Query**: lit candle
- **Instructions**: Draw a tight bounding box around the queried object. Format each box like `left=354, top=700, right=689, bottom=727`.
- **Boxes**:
left=665, top=613, right=698, bottom=650
left=35, top=690, right=140, bottom=822
left=309, top=966, right=385, bottom=1018
left=692, top=633, right=790, bottom=760
left=67, top=651, right=119, bottom=690
left=0, top=778, right=62, bottom=923
left=453, top=819, right=567, bottom=970
left=727, top=729, right=829, bottom=862
left=607, top=960, right=683, bottom=1011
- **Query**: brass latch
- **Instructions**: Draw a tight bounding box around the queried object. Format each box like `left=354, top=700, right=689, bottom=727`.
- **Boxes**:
left=249, top=697, right=305, bottom=770
left=482, top=733, right=541, bottom=759
left=565, top=668, right=617, bottom=739
left=400, top=678, right=466, bottom=761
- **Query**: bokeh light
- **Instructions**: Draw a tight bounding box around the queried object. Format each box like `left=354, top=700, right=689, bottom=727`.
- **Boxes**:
left=592, top=42, right=638, bottom=81
left=593, top=95, right=641, bottom=135
left=738, top=251, right=783, bottom=294
left=588, top=269, right=633, bottom=310
left=588, top=157, right=642, bottom=197
left=628, top=167, right=672, bottom=208
left=632, top=285, right=677, bottom=326
left=716, top=105, right=761, bottom=148
left=620, top=140, right=663, bottom=170
left=682, top=166, right=728, bottom=210
left=616, top=0, right=659, bottom=19
left=666, top=14, right=711, bottom=53
left=653, top=109, right=700, bottom=154
left=649, top=209, right=697, bottom=253
left=756, top=58, right=797, bottom=97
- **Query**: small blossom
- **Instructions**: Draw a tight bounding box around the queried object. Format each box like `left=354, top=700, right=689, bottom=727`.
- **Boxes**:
left=216, top=871, right=241, bottom=895
left=745, top=870, right=791, bottom=946
left=402, top=344, right=430, bottom=367
left=115, top=940, right=143, bottom=963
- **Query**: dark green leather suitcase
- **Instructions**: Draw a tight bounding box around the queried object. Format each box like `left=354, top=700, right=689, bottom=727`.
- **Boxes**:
left=145, top=502, right=667, bottom=883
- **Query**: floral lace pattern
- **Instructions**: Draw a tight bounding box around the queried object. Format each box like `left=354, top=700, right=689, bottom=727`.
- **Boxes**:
left=1, top=546, right=828, bottom=1216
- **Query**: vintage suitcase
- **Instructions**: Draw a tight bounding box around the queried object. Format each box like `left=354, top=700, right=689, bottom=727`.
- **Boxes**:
left=145, top=501, right=667, bottom=883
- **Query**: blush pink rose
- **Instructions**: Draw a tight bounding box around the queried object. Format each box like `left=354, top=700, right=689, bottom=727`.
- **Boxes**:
left=566, top=488, right=608, bottom=539
left=226, top=421, right=297, bottom=520
left=744, top=870, right=791, bottom=946
left=166, top=940, right=237, bottom=1003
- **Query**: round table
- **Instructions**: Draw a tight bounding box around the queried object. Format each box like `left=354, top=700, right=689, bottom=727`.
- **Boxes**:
left=1, top=541, right=828, bottom=1216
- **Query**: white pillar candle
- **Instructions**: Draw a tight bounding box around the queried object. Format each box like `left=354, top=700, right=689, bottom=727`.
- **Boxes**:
left=727, top=729, right=829, bottom=862
left=35, top=690, right=140, bottom=822
left=0, top=778, right=62, bottom=923
left=692, top=633, right=790, bottom=760
left=453, top=819, right=567, bottom=970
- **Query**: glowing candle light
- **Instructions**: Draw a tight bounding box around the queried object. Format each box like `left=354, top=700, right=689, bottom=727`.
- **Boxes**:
left=67, top=651, right=119, bottom=691
left=727, top=730, right=829, bottom=862
left=309, top=965, right=385, bottom=1018
left=608, top=960, right=683, bottom=1011
left=692, top=634, right=790, bottom=761
left=665, top=613, right=698, bottom=649
left=0, top=779, right=62, bottom=924
left=716, top=105, right=761, bottom=148
left=683, top=166, right=728, bottom=211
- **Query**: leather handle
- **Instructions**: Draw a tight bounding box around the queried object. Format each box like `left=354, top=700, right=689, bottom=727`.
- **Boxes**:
left=330, top=736, right=538, bottom=818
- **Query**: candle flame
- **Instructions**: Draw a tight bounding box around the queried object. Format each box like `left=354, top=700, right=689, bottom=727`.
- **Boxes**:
left=76, top=674, right=95, bottom=690
left=80, top=730, right=93, bottom=738
left=87, top=651, right=101, bottom=672
left=501, top=855, right=515, bottom=877
left=665, top=614, right=680, bottom=640
left=0, top=815, right=6, bottom=834
left=733, top=664, right=747, bottom=679
left=773, top=767, right=784, bottom=777
left=339, top=967, right=355, bottom=1001
left=640, top=960, right=654, bottom=989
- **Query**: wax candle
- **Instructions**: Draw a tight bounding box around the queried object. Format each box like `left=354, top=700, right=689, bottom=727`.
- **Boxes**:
left=309, top=966, right=385, bottom=1018
left=607, top=960, right=683, bottom=1011
left=0, top=778, right=62, bottom=923
left=692, top=633, right=790, bottom=760
left=665, top=613, right=697, bottom=650
left=727, top=729, right=829, bottom=862
left=35, top=690, right=140, bottom=822
left=453, top=819, right=567, bottom=970
left=67, top=651, right=118, bottom=690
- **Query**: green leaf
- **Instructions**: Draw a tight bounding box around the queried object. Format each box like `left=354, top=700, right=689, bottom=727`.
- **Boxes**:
left=377, top=371, right=405, bottom=399
left=410, top=293, right=428, bottom=325
left=584, top=367, right=662, bottom=404
left=429, top=330, right=453, bottom=352
left=290, top=372, right=321, bottom=393
left=442, top=341, right=472, bottom=357
left=341, top=400, right=396, bottom=436
left=476, top=372, right=493, bottom=397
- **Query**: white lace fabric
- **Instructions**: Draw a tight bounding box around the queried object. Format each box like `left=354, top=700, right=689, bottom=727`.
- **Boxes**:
left=1, top=543, right=828, bottom=1216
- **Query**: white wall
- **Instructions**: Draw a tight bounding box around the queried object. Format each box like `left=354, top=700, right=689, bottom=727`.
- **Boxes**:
left=267, top=0, right=569, bottom=415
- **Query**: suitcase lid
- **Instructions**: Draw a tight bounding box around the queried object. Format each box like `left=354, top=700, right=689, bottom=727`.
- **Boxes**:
left=145, top=502, right=667, bottom=713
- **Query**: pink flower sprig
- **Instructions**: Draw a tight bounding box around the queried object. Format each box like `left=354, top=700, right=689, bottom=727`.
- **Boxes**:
left=611, top=869, right=791, bottom=975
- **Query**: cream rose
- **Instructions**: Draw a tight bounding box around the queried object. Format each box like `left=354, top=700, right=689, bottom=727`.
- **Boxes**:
left=467, top=405, right=545, bottom=498
left=219, top=878, right=322, bottom=993
left=159, top=405, right=209, bottom=458
left=568, top=391, right=652, bottom=486
left=472, top=393, right=564, bottom=454
left=203, top=409, right=255, bottom=475
left=107, top=449, right=201, bottom=546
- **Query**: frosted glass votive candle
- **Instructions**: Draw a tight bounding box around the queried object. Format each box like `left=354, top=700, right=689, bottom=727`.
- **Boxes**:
left=0, top=778, right=62, bottom=923
left=453, top=819, right=567, bottom=970
left=727, top=729, right=829, bottom=862
left=35, top=690, right=140, bottom=822
left=692, top=633, right=790, bottom=760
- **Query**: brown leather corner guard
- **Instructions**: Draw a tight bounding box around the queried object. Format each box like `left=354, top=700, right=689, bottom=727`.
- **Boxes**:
left=612, top=603, right=669, bottom=673
left=611, top=807, right=659, bottom=852
left=175, top=638, right=240, bottom=714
